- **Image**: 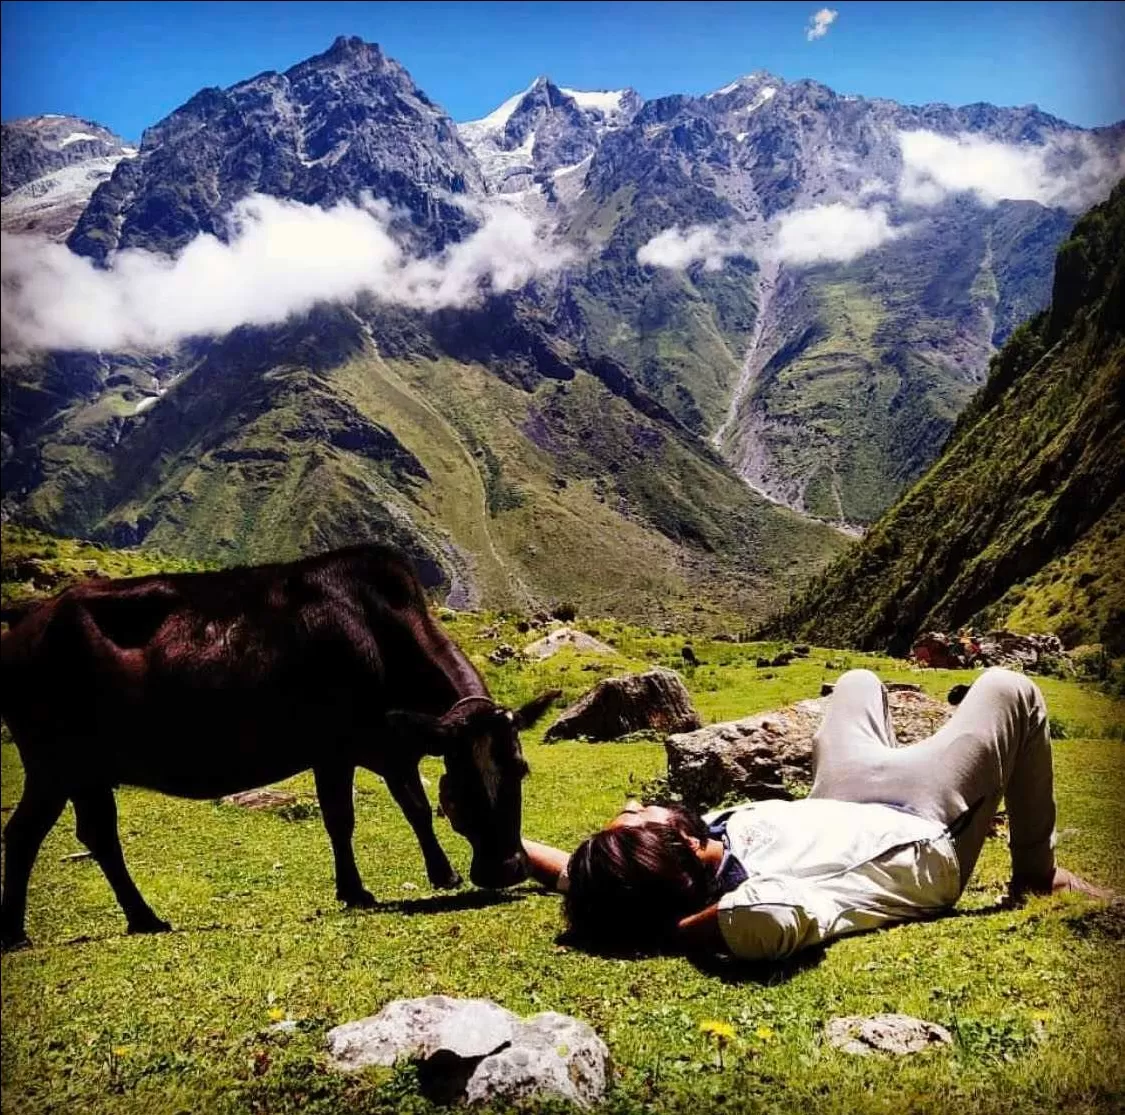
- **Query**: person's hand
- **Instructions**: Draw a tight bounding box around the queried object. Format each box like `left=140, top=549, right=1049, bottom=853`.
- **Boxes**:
left=1007, top=866, right=1114, bottom=904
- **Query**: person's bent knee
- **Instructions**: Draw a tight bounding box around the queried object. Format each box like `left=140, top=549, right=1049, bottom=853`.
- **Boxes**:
left=973, top=667, right=1044, bottom=715
left=832, top=668, right=885, bottom=697
left=835, top=667, right=883, bottom=687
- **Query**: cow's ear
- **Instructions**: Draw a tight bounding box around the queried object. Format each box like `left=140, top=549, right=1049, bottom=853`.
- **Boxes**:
left=512, top=689, right=562, bottom=731
left=385, top=710, right=453, bottom=757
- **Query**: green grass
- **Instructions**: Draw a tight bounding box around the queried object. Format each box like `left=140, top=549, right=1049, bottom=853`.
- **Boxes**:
left=3, top=613, right=1123, bottom=1115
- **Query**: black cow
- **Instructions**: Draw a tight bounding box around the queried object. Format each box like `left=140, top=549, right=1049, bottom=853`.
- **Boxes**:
left=0, top=543, right=557, bottom=949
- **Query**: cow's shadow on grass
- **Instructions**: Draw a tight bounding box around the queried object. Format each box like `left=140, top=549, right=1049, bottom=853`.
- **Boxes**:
left=368, top=890, right=528, bottom=916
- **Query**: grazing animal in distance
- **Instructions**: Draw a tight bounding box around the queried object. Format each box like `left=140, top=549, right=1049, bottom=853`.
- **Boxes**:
left=0, top=543, right=558, bottom=950
left=681, top=645, right=701, bottom=667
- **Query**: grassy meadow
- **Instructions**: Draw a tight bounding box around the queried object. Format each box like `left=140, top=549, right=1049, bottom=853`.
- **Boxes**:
left=2, top=613, right=1123, bottom=1115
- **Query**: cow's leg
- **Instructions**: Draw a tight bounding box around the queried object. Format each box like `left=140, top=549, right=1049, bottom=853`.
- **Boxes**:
left=384, top=765, right=462, bottom=890
left=313, top=763, right=375, bottom=909
left=1, top=776, right=67, bottom=950
left=72, top=786, right=169, bottom=935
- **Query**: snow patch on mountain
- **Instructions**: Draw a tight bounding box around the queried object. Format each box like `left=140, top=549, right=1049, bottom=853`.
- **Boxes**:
left=460, top=80, right=641, bottom=193
left=59, top=131, right=104, bottom=148
left=560, top=88, right=630, bottom=122
left=459, top=83, right=538, bottom=141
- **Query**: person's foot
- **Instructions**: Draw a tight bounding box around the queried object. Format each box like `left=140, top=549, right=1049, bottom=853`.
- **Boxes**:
left=1008, top=866, right=1114, bottom=904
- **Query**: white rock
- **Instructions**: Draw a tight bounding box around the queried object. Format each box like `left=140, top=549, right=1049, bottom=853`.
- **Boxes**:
left=325, top=995, right=517, bottom=1071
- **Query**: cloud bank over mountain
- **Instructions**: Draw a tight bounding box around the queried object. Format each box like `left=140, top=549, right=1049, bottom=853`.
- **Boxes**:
left=636, top=224, right=753, bottom=270
left=636, top=129, right=1123, bottom=274
left=0, top=193, right=573, bottom=352
left=897, top=130, right=1125, bottom=211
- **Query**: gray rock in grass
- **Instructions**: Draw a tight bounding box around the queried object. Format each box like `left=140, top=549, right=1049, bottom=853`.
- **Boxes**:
left=826, top=1013, right=953, bottom=1055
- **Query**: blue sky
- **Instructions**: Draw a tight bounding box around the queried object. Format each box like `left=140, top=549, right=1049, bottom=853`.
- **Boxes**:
left=3, top=1, right=1123, bottom=140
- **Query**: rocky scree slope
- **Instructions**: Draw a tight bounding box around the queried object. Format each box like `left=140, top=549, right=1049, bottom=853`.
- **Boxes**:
left=1, top=115, right=137, bottom=239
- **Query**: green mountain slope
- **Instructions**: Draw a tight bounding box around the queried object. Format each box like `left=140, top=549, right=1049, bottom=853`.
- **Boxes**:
left=764, top=180, right=1125, bottom=653
left=2, top=301, right=845, bottom=630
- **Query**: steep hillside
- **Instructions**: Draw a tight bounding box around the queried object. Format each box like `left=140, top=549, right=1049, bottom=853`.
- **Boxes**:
left=765, top=182, right=1125, bottom=652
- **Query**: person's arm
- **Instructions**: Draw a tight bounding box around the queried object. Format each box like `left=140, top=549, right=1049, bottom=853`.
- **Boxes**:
left=522, top=839, right=570, bottom=890
left=676, top=879, right=825, bottom=960
left=675, top=903, right=725, bottom=952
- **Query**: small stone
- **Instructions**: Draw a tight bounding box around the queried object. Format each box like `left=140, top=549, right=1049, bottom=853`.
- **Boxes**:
left=466, top=1011, right=610, bottom=1109
left=325, top=995, right=517, bottom=1072
left=220, top=789, right=298, bottom=810
left=826, top=1013, right=953, bottom=1056
left=325, top=997, right=610, bottom=1108
left=948, top=683, right=971, bottom=705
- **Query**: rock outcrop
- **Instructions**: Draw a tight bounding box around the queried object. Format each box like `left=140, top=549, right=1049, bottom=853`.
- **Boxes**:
left=825, top=1014, right=953, bottom=1056
left=545, top=667, right=701, bottom=741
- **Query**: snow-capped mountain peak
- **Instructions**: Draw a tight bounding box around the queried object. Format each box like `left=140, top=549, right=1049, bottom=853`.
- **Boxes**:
left=458, top=80, right=642, bottom=194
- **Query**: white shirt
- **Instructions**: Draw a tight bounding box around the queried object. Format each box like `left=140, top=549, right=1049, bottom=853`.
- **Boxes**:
left=710, top=798, right=961, bottom=961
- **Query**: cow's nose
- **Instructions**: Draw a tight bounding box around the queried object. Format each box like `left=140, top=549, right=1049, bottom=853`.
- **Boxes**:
left=471, top=850, right=528, bottom=890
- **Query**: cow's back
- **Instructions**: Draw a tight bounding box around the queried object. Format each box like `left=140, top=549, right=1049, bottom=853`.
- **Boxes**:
left=0, top=544, right=457, bottom=792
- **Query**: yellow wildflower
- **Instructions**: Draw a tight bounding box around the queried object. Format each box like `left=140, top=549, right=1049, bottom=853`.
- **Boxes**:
left=755, top=1025, right=775, bottom=1041
left=111, top=1046, right=131, bottom=1058
left=699, top=1019, right=736, bottom=1041
left=267, top=1007, right=286, bottom=1023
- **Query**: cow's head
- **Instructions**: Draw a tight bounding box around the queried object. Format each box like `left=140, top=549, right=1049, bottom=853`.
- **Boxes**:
left=394, top=690, right=559, bottom=888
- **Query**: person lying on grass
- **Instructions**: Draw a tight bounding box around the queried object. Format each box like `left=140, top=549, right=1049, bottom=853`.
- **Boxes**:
left=522, top=668, right=1112, bottom=960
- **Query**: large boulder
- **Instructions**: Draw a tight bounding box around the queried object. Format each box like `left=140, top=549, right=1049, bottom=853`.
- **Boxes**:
left=545, top=667, right=702, bottom=741
left=325, top=996, right=610, bottom=1108
left=912, top=629, right=1064, bottom=670
left=665, top=689, right=951, bottom=809
left=911, top=631, right=979, bottom=669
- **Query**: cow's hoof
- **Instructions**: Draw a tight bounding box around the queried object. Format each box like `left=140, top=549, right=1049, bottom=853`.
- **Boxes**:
left=341, top=889, right=377, bottom=909
left=127, top=916, right=172, bottom=935
left=430, top=869, right=463, bottom=890
left=0, top=931, right=32, bottom=953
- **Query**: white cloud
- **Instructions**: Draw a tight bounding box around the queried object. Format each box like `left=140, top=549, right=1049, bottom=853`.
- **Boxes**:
left=636, top=203, right=906, bottom=273
left=898, top=129, right=1125, bottom=211
left=806, top=7, right=838, bottom=41
left=636, top=224, right=752, bottom=271
left=772, top=203, right=904, bottom=264
left=0, top=192, right=575, bottom=353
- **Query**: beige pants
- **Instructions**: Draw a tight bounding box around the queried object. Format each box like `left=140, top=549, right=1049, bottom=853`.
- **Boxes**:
left=810, top=668, right=1057, bottom=888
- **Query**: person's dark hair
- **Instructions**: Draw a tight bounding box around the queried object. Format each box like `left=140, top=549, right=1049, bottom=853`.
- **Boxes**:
left=563, top=820, right=714, bottom=952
